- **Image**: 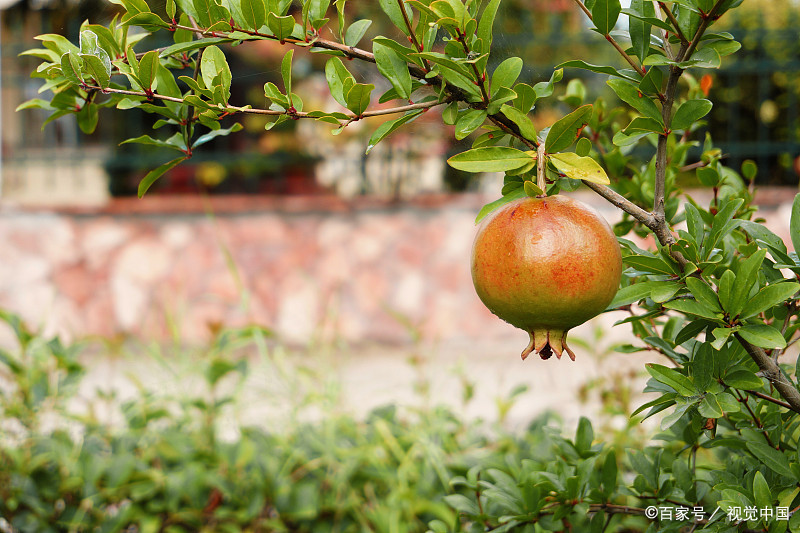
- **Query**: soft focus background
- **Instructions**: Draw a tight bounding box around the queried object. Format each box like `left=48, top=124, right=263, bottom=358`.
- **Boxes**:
left=1, top=0, right=800, bottom=429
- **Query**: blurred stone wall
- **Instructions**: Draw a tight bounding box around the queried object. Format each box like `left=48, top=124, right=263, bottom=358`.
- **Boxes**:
left=1, top=190, right=797, bottom=347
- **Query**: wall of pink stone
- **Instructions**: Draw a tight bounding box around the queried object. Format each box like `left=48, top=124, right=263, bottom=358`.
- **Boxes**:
left=1, top=189, right=797, bottom=347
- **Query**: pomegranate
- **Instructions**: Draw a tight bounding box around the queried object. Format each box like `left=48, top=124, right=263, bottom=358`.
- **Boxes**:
left=471, top=195, right=622, bottom=361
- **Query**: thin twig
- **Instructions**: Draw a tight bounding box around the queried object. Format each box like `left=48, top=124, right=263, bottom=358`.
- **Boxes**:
left=734, top=389, right=775, bottom=448
left=745, top=389, right=793, bottom=410
left=658, top=2, right=689, bottom=44
left=571, top=0, right=647, bottom=77
left=395, top=0, right=432, bottom=73
left=82, top=84, right=447, bottom=121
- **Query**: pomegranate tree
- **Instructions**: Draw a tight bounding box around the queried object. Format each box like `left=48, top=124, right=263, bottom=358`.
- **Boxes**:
left=471, top=195, right=622, bottom=361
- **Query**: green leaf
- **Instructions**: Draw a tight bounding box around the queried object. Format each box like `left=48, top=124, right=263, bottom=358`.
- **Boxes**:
left=685, top=277, right=722, bottom=311
left=240, top=0, right=266, bottom=30
left=575, top=417, right=594, bottom=454
left=646, top=363, right=696, bottom=396
left=623, top=117, right=664, bottom=134
left=629, top=0, right=654, bottom=63
left=344, top=19, right=372, bottom=47
left=740, top=283, right=799, bottom=320
left=373, top=42, right=412, bottom=101
left=500, top=104, right=537, bottom=141
left=281, top=49, right=293, bottom=99
left=193, top=123, right=243, bottom=148
left=81, top=54, right=111, bottom=88
left=267, top=12, right=295, bottom=40
left=200, top=45, right=231, bottom=97
left=792, top=194, right=800, bottom=257
left=752, top=471, right=772, bottom=511
left=663, top=299, right=722, bottom=321
left=556, top=60, right=637, bottom=81
left=443, top=494, right=480, bottom=515
left=121, top=134, right=187, bottom=150
left=491, top=57, right=523, bottom=96
left=745, top=441, right=796, bottom=480
left=671, top=99, right=712, bottom=131
left=60, top=51, right=84, bottom=85
left=159, top=37, right=232, bottom=58
left=607, top=281, right=657, bottom=308
left=729, top=249, right=767, bottom=317
left=77, top=103, right=99, bottom=134
left=378, top=0, right=412, bottom=35
left=366, top=111, right=423, bottom=154
left=591, top=0, right=622, bottom=35
left=455, top=109, right=488, bottom=140
left=345, top=83, right=374, bottom=115
left=533, top=68, right=564, bottom=100
left=477, top=0, right=501, bottom=57
left=624, top=255, right=678, bottom=275
left=723, top=369, right=763, bottom=390
left=607, top=79, right=664, bottom=124
left=138, top=157, right=188, bottom=197
left=738, top=324, right=787, bottom=349
left=138, top=50, right=159, bottom=91
left=325, top=57, right=354, bottom=108
left=548, top=152, right=610, bottom=185
left=698, top=394, right=723, bottom=418
left=523, top=180, right=543, bottom=197
left=545, top=104, right=592, bottom=153
left=448, top=147, right=534, bottom=173
left=710, top=327, right=733, bottom=350
left=121, top=12, right=169, bottom=30
left=474, top=188, right=526, bottom=224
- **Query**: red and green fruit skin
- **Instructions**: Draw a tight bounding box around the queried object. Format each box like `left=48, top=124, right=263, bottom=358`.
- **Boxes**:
left=471, top=195, right=622, bottom=360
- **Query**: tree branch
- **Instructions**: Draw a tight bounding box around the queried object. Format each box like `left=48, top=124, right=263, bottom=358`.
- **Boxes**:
left=83, top=84, right=447, bottom=122
left=735, top=333, right=800, bottom=414
left=657, top=2, right=689, bottom=45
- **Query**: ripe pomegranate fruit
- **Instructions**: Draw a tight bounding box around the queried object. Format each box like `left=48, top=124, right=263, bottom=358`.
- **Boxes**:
left=471, top=195, right=622, bottom=361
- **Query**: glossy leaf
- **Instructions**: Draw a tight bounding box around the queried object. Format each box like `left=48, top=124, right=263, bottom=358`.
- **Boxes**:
left=491, top=57, right=523, bottom=96
left=324, top=57, right=353, bottom=108
left=454, top=109, right=488, bottom=140
left=745, top=442, right=795, bottom=480
left=137, top=157, right=189, bottom=197
left=723, top=369, right=763, bottom=390
left=671, top=99, right=713, bottom=131
left=545, top=104, right=592, bottom=153
left=628, top=0, right=654, bottom=63
left=591, top=0, right=621, bottom=35
left=373, top=42, right=412, bottom=100
left=792, top=194, right=800, bottom=256
left=344, top=19, right=371, bottom=46
left=663, top=299, right=721, bottom=321
left=607, top=79, right=664, bottom=124
left=646, top=363, right=696, bottom=396
left=499, top=104, right=537, bottom=141
left=548, top=152, right=610, bottom=185
left=366, top=111, right=423, bottom=154
left=740, top=283, right=800, bottom=320
left=738, top=324, right=787, bottom=349
left=240, top=0, right=266, bottom=30
left=474, top=188, right=526, bottom=224
left=378, top=0, right=412, bottom=35
left=345, top=83, right=374, bottom=115
left=138, top=50, right=159, bottom=91
left=448, top=147, right=534, bottom=173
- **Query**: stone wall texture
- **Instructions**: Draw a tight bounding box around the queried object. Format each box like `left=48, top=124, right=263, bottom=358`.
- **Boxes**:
left=2, top=190, right=798, bottom=348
